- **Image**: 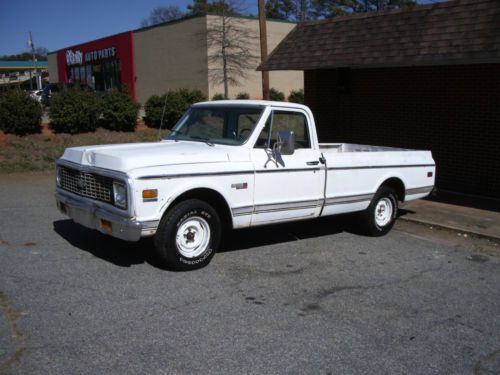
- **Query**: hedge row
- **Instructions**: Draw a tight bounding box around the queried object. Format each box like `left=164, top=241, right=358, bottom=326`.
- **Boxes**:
left=143, top=88, right=301, bottom=131
left=49, top=88, right=102, bottom=134
left=209, top=89, right=302, bottom=103
left=269, top=88, right=304, bottom=104
left=0, top=89, right=42, bottom=135
left=288, top=89, right=304, bottom=104
left=144, top=89, right=206, bottom=129
left=50, top=87, right=139, bottom=134
left=1, top=86, right=304, bottom=136
left=101, top=89, right=141, bottom=132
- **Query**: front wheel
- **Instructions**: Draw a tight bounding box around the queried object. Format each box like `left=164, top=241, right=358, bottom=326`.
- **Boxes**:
left=360, top=186, right=398, bottom=236
left=154, top=199, right=221, bottom=270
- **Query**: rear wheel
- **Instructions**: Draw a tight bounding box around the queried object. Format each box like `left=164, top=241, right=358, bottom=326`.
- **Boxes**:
left=154, top=199, right=221, bottom=270
left=361, top=186, right=398, bottom=236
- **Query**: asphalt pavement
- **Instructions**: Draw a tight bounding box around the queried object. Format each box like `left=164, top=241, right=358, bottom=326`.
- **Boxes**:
left=0, top=172, right=499, bottom=374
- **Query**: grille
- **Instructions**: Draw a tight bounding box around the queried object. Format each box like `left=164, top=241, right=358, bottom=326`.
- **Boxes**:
left=59, top=166, right=114, bottom=204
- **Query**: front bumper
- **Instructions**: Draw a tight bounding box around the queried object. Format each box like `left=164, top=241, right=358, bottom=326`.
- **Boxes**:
left=56, top=190, right=158, bottom=242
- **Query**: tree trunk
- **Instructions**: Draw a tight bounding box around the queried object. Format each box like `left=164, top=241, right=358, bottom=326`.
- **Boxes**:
left=258, top=0, right=270, bottom=100
left=223, top=55, right=228, bottom=98
left=222, top=13, right=228, bottom=98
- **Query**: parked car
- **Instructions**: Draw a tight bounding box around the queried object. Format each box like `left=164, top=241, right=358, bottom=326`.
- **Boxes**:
left=41, top=84, right=60, bottom=106
left=55, top=101, right=436, bottom=270
left=30, top=90, right=43, bottom=103
left=42, top=83, right=95, bottom=106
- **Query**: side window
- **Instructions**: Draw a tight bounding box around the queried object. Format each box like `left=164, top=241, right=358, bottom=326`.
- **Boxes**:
left=254, top=111, right=311, bottom=149
left=254, top=115, right=272, bottom=148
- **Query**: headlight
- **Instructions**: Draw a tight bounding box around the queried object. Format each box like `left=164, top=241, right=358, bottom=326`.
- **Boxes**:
left=113, top=181, right=127, bottom=209
left=56, top=166, right=62, bottom=187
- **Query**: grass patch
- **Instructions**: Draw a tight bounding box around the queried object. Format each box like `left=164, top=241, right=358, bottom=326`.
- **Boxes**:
left=0, top=126, right=166, bottom=173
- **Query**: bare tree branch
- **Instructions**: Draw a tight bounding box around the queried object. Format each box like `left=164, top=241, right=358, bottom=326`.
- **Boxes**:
left=206, top=1, right=258, bottom=97
left=140, top=5, right=184, bottom=27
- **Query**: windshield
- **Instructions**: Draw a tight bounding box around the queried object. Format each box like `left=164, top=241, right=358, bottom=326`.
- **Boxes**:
left=165, top=106, right=264, bottom=146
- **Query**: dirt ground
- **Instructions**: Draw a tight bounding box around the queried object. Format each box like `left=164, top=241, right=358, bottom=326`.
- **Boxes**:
left=0, top=120, right=167, bottom=173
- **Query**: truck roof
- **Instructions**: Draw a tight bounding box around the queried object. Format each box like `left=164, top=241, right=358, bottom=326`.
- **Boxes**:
left=192, top=100, right=309, bottom=110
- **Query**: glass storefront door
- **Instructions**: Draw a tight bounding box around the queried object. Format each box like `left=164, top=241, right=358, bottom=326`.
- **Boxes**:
left=68, top=59, right=121, bottom=92
left=102, top=60, right=120, bottom=90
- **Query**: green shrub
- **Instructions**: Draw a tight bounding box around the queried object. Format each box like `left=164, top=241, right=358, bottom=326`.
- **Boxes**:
left=270, top=88, right=285, bottom=102
left=236, top=92, right=250, bottom=99
left=100, top=88, right=139, bottom=132
left=144, top=89, right=206, bottom=129
left=49, top=87, right=101, bottom=134
left=0, top=89, right=42, bottom=135
left=288, top=88, right=304, bottom=104
left=212, top=93, right=226, bottom=101
left=143, top=94, right=164, bottom=129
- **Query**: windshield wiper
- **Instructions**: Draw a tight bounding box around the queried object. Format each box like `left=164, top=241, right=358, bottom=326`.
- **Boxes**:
left=167, top=131, right=214, bottom=146
left=166, top=129, right=181, bottom=142
left=188, top=136, right=214, bottom=146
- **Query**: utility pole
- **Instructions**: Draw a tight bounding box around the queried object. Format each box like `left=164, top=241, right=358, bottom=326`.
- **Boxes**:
left=258, top=0, right=270, bottom=100
left=28, top=32, right=41, bottom=90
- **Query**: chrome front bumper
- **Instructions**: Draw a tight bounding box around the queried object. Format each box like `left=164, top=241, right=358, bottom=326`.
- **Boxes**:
left=55, top=190, right=158, bottom=242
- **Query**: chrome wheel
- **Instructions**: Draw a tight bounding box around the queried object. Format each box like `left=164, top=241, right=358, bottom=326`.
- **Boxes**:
left=175, top=216, right=211, bottom=258
left=374, top=197, right=393, bottom=227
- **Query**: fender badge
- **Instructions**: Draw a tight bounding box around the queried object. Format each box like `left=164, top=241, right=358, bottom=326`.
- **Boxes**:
left=231, top=182, right=248, bottom=190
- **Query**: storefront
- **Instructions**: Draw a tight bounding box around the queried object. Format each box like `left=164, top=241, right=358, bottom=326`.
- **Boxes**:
left=55, top=32, right=135, bottom=99
left=48, top=15, right=303, bottom=103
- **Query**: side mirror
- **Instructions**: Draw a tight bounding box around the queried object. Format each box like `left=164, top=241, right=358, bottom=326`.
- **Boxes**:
left=277, top=130, right=295, bottom=155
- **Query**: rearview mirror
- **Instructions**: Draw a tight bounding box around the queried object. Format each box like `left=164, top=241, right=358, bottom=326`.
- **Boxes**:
left=277, top=130, right=295, bottom=155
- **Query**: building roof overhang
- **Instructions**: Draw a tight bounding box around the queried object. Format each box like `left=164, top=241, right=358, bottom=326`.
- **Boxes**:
left=259, top=0, right=500, bottom=71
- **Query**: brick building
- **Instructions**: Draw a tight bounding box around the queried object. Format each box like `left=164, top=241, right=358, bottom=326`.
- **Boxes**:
left=260, top=0, right=500, bottom=201
left=48, top=14, right=303, bottom=103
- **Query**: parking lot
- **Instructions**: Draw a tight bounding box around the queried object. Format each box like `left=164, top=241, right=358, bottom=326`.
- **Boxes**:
left=1, top=172, right=499, bottom=374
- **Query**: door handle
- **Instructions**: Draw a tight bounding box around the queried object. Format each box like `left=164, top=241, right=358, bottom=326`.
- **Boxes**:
left=306, top=161, right=320, bottom=166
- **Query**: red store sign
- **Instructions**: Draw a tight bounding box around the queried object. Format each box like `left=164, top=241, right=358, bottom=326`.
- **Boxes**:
left=56, top=31, right=136, bottom=100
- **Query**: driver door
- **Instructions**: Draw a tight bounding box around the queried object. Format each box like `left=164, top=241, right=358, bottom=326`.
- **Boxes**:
left=250, top=109, right=323, bottom=226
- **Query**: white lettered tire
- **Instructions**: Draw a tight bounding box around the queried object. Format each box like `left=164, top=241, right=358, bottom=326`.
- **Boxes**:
left=154, top=199, right=221, bottom=270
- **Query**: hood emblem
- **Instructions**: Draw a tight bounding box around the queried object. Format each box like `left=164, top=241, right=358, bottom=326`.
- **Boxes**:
left=86, top=151, right=96, bottom=165
left=76, top=178, right=86, bottom=191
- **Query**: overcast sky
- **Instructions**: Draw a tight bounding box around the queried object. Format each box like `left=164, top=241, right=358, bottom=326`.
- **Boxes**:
left=0, top=0, right=446, bottom=57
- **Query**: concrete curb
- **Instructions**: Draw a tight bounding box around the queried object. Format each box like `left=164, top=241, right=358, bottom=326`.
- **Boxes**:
left=398, top=215, right=500, bottom=242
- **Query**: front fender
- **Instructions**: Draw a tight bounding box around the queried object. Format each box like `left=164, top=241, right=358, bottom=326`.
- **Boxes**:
left=132, top=170, right=255, bottom=224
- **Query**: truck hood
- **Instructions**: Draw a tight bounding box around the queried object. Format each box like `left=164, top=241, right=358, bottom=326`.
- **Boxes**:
left=60, top=140, right=230, bottom=173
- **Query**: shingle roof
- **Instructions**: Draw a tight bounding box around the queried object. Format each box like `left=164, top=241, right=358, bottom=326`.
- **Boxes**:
left=259, top=0, right=500, bottom=71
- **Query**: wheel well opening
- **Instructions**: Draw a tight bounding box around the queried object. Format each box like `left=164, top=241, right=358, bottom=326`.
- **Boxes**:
left=381, top=178, right=405, bottom=202
left=169, top=188, right=233, bottom=228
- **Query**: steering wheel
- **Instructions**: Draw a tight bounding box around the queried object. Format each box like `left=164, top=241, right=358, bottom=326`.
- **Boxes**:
left=238, top=128, right=252, bottom=140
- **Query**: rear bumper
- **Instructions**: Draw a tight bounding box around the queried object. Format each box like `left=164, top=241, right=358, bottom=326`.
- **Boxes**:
left=55, top=190, right=158, bottom=242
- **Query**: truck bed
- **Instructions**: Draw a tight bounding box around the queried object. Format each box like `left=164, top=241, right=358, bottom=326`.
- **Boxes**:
left=317, top=143, right=435, bottom=217
left=319, top=143, right=408, bottom=153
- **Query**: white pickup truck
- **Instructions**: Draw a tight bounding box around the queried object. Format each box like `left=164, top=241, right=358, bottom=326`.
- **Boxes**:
left=55, top=101, right=435, bottom=270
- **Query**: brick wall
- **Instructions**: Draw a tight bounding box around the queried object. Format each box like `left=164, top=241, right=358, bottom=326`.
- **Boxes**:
left=305, top=64, right=500, bottom=199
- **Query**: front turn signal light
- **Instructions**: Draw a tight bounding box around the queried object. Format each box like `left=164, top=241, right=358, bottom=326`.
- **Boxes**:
left=142, top=189, right=158, bottom=200
left=100, top=219, right=112, bottom=233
